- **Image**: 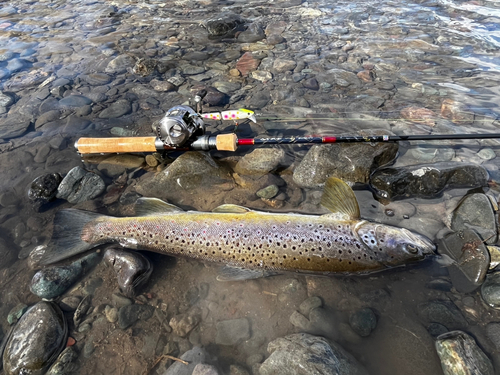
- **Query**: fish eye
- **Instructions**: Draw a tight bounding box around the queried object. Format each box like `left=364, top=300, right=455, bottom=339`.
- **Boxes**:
left=406, top=244, right=418, bottom=254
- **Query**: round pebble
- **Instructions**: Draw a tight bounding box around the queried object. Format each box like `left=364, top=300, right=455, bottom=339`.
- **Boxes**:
left=349, top=307, right=377, bottom=337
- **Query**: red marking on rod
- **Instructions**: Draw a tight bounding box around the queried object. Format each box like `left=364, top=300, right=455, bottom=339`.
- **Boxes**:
left=322, top=137, right=337, bottom=143
left=237, top=138, right=255, bottom=145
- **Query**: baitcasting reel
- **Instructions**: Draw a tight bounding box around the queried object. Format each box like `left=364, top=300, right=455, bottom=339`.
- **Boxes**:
left=156, top=105, right=206, bottom=149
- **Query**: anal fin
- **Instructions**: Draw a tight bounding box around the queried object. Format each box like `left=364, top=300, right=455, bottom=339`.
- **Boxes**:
left=216, top=266, right=279, bottom=281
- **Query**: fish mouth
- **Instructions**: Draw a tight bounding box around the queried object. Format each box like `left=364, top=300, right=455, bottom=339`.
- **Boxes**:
left=407, top=230, right=436, bottom=255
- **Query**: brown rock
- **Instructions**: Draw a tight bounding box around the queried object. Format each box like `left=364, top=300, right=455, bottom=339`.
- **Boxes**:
left=356, top=70, right=373, bottom=82
left=440, top=98, right=474, bottom=124
left=400, top=106, right=437, bottom=127
left=236, top=52, right=260, bottom=76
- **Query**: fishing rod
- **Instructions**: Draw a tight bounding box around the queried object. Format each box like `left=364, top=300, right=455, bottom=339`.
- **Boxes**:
left=74, top=94, right=500, bottom=155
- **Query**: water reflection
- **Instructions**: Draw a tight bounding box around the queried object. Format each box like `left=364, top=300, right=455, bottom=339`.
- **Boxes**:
left=0, top=0, right=500, bottom=373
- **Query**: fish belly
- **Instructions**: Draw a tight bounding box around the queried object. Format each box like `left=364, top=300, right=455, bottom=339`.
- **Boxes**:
left=90, top=212, right=386, bottom=274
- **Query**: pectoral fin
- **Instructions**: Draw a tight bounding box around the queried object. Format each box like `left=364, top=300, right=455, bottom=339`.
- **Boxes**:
left=320, top=177, right=360, bottom=220
left=217, top=266, right=279, bottom=281
left=135, top=197, right=183, bottom=216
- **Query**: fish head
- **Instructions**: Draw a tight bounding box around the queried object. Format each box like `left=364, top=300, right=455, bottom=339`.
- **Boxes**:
left=356, top=222, right=436, bottom=265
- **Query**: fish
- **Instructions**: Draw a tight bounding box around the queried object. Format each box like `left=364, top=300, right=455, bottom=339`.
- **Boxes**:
left=39, top=177, right=436, bottom=280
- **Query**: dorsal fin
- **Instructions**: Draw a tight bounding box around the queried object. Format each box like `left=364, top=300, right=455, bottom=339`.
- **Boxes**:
left=212, top=204, right=251, bottom=213
left=320, top=177, right=360, bottom=220
left=135, top=197, right=183, bottom=216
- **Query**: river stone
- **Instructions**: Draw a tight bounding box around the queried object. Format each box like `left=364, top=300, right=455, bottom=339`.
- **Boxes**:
left=349, top=308, right=377, bottom=337
left=28, top=173, right=63, bottom=211
left=106, top=54, right=136, bottom=74
left=215, top=318, right=250, bottom=345
left=46, top=346, right=78, bottom=375
left=59, top=95, right=92, bottom=108
left=256, top=185, right=279, bottom=199
left=294, top=131, right=398, bottom=188
left=259, top=333, right=368, bottom=375
left=30, top=252, right=100, bottom=300
left=369, top=162, right=489, bottom=200
left=238, top=23, right=265, bottom=43
left=435, top=331, right=494, bottom=375
left=56, top=167, right=105, bottom=203
left=236, top=52, right=260, bottom=76
left=135, top=152, right=233, bottom=200
left=7, top=304, right=28, bottom=325
left=273, top=59, right=297, bottom=73
left=203, top=12, right=245, bottom=37
left=118, top=304, right=155, bottom=329
left=98, top=99, right=131, bottom=118
left=97, top=154, right=145, bottom=177
left=234, top=148, right=285, bottom=175
left=451, top=193, right=497, bottom=244
left=480, top=272, right=500, bottom=308
left=0, top=114, right=31, bottom=139
left=417, top=301, right=467, bottom=330
left=164, top=347, right=207, bottom=375
left=0, top=92, right=14, bottom=107
left=80, top=73, right=111, bottom=86
left=3, top=302, right=67, bottom=375
left=170, top=310, right=201, bottom=337
left=192, top=364, right=219, bottom=375
left=437, top=229, right=490, bottom=293
left=440, top=99, right=474, bottom=124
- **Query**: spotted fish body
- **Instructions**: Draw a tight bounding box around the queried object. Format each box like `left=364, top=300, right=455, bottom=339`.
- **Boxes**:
left=42, top=178, right=436, bottom=276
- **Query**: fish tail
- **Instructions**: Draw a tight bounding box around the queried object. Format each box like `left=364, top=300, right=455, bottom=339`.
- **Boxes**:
left=40, top=209, right=107, bottom=265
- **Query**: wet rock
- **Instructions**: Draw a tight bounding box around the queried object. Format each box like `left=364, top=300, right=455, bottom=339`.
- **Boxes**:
left=30, top=252, right=100, bottom=300
left=438, top=229, right=489, bottom=293
left=73, top=295, right=92, bottom=327
left=478, top=148, right=496, bottom=160
left=106, top=54, right=136, bottom=74
left=299, top=296, right=323, bottom=316
left=97, top=154, right=145, bottom=177
left=56, top=167, right=105, bottom=204
left=118, top=304, right=155, bottom=329
left=99, top=99, right=131, bottom=119
left=238, top=23, right=265, bottom=43
left=440, top=99, right=474, bottom=124
left=7, top=304, right=28, bottom=325
left=236, top=52, right=260, bottom=77
left=111, top=293, right=133, bottom=308
left=104, top=248, right=152, bottom=298
left=369, top=162, right=489, bottom=200
left=215, top=318, right=250, bottom=345
left=451, top=193, right=497, bottom=244
left=0, top=191, right=20, bottom=207
left=164, top=346, right=207, bottom=375
left=245, top=90, right=271, bottom=108
left=256, top=185, right=279, bottom=199
left=302, top=78, right=319, bottom=90
left=80, top=73, right=111, bottom=86
left=213, top=81, right=241, bottom=94
left=46, top=346, right=78, bottom=375
left=170, top=310, right=201, bottom=337
left=28, top=173, right=63, bottom=212
left=407, top=144, right=455, bottom=163
left=349, top=307, right=377, bottom=337
left=105, top=305, right=118, bottom=323
left=0, top=92, right=14, bottom=107
left=3, top=302, right=67, bottom=375
left=427, top=323, right=449, bottom=338
left=234, top=148, right=285, bottom=175
left=203, top=13, right=245, bottom=37
left=151, top=79, right=176, bottom=92
left=273, top=59, right=297, bottom=73
left=251, top=71, right=273, bottom=83
left=59, top=296, right=81, bottom=312
left=192, top=364, right=219, bottom=375
left=486, top=323, right=500, bottom=350
left=400, top=106, right=437, bottom=127
left=294, top=132, right=398, bottom=188
left=435, top=331, right=494, bottom=375
left=0, top=114, right=31, bottom=139
left=6, top=58, right=27, bottom=73
left=259, top=333, right=368, bottom=375
left=204, top=89, right=226, bottom=106
left=418, top=301, right=467, bottom=330
left=59, top=95, right=92, bottom=108
left=0, top=237, right=15, bottom=269
left=480, top=272, right=500, bottom=308
left=136, top=152, right=233, bottom=200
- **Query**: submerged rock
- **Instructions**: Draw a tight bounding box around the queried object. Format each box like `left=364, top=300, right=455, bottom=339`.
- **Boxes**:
left=369, top=162, right=488, bottom=200
left=2, top=302, right=67, bottom=375
left=215, top=318, right=250, bottom=345
left=164, top=347, right=208, bottom=375
left=259, top=333, right=369, bottom=375
left=234, top=148, right=285, bottom=175
left=103, top=248, right=152, bottom=298
left=118, top=304, right=154, bottom=329
left=28, top=173, right=63, bottom=211
left=294, top=131, right=398, bottom=188
left=418, top=301, right=467, bottom=330
left=435, top=331, right=494, bottom=375
left=438, top=230, right=490, bottom=293
left=349, top=307, right=377, bottom=337
left=56, top=166, right=105, bottom=204
left=451, top=193, right=497, bottom=244
left=481, top=272, right=500, bottom=309
left=30, top=252, right=100, bottom=300
left=46, top=347, right=78, bottom=375
left=203, top=13, right=245, bottom=37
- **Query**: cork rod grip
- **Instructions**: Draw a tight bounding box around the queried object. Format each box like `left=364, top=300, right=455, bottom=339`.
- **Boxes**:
left=75, top=137, right=158, bottom=154
left=215, top=133, right=238, bottom=151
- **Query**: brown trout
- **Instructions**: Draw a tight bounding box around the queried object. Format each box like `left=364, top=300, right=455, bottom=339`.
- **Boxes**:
left=40, top=178, right=435, bottom=278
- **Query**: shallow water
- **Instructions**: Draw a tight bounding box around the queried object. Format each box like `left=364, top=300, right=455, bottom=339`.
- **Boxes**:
left=1, top=0, right=500, bottom=373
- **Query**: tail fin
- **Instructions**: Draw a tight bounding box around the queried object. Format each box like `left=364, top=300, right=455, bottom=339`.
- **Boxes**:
left=40, top=209, right=106, bottom=265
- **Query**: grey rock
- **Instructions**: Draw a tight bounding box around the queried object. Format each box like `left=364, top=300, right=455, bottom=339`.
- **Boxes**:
left=259, top=333, right=368, bottom=375
left=408, top=145, right=455, bottom=163
left=451, top=193, right=497, bottom=244
left=3, top=302, right=67, bottom=375
left=435, top=331, right=494, bottom=375
left=235, top=148, right=285, bottom=175
left=0, top=191, right=20, bottom=207
left=294, top=132, right=398, bottom=188
left=215, top=318, right=250, bottom=345
left=427, top=323, right=449, bottom=338
left=299, top=297, right=323, bottom=316
left=99, top=99, right=131, bottom=118
left=30, top=252, right=100, bottom=300
left=192, top=364, right=219, bottom=375
left=170, top=310, right=201, bottom=337
left=245, top=90, right=270, bottom=109
left=28, top=173, right=63, bottom=212
left=118, top=304, right=155, bottom=329
left=478, top=148, right=496, bottom=160
left=35, top=110, right=61, bottom=129
left=273, top=59, right=297, bottom=73
left=349, top=308, right=377, bottom=337
left=213, top=81, right=241, bottom=94
left=111, top=293, right=133, bottom=308
left=56, top=167, right=105, bottom=204
left=486, top=322, right=500, bottom=350
left=164, top=347, right=207, bottom=375
left=181, top=64, right=206, bottom=75
left=438, top=229, right=490, bottom=293
left=256, top=185, right=279, bottom=199
left=59, top=95, right=92, bottom=108
left=203, top=13, right=245, bottom=37
left=80, top=73, right=111, bottom=86
left=59, top=296, right=82, bottom=312
left=370, top=162, right=489, bottom=200
left=481, top=272, right=500, bottom=308
left=56, top=166, right=87, bottom=199
left=302, top=78, right=319, bottom=90
left=0, top=114, right=31, bottom=139
left=7, top=303, right=28, bottom=325
left=0, top=237, right=16, bottom=270
left=106, top=54, right=136, bottom=74
left=238, top=23, right=265, bottom=43
left=418, top=301, right=467, bottom=330
left=46, top=347, right=78, bottom=375
left=0, top=92, right=14, bottom=107
left=104, top=248, right=152, bottom=298
left=7, top=58, right=27, bottom=73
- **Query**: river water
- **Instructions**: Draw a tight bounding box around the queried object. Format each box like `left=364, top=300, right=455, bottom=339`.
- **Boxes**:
left=0, top=0, right=500, bottom=374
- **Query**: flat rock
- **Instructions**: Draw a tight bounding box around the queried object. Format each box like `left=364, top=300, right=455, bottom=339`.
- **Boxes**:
left=98, top=99, right=131, bottom=119
left=118, top=304, right=154, bottom=329
left=418, top=301, right=467, bottom=330
left=236, top=52, right=260, bottom=76
left=0, top=114, right=31, bottom=139
left=57, top=166, right=105, bottom=204
left=259, top=333, right=368, bottom=375
left=237, top=23, right=265, bottom=43
left=106, top=54, right=136, bottom=74
left=234, top=148, right=285, bottom=175
left=203, top=12, right=245, bottom=37
left=369, top=162, right=488, bottom=200
left=215, top=318, right=250, bottom=345
left=59, top=95, right=92, bottom=108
